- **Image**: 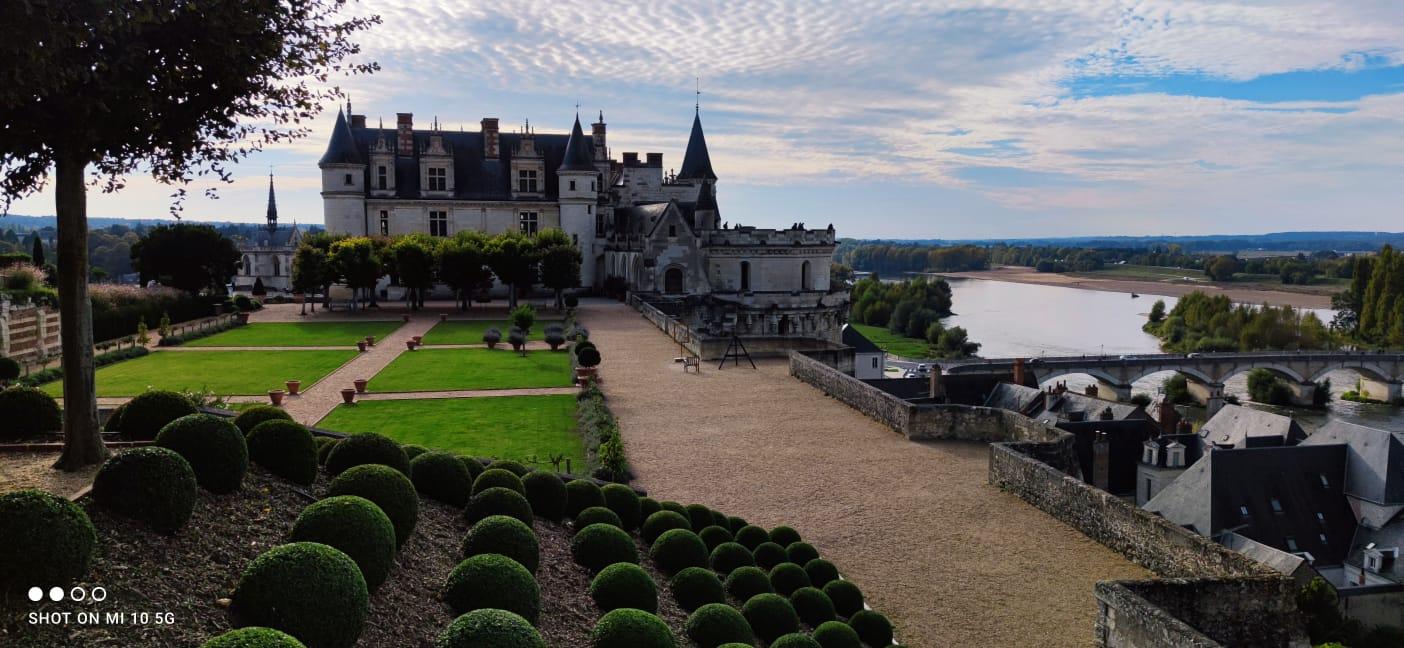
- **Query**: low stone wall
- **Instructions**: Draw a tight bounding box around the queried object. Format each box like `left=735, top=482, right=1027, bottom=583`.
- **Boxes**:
left=790, top=350, right=911, bottom=432
left=1095, top=581, right=1219, bottom=647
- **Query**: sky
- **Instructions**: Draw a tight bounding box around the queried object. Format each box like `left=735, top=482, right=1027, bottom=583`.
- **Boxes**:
left=8, top=0, right=1404, bottom=239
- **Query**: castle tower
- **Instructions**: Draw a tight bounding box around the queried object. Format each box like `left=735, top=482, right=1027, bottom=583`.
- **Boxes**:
left=558, top=113, right=599, bottom=285
left=318, top=108, right=367, bottom=235
left=694, top=179, right=718, bottom=231
left=677, top=107, right=717, bottom=186
left=265, top=172, right=278, bottom=236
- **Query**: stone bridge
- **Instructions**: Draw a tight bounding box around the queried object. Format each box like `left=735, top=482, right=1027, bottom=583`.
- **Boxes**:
left=942, top=351, right=1404, bottom=415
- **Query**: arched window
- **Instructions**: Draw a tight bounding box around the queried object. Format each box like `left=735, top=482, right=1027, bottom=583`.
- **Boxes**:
left=740, top=261, right=751, bottom=292
left=801, top=261, right=811, bottom=290
left=664, top=267, right=685, bottom=294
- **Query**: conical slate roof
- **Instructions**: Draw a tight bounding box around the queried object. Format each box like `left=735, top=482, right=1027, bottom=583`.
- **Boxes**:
left=265, top=173, right=278, bottom=231
left=319, top=109, right=362, bottom=165
left=677, top=111, right=716, bottom=180
left=558, top=115, right=596, bottom=172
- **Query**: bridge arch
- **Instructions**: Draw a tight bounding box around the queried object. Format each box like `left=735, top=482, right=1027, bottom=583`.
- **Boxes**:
left=1033, top=367, right=1125, bottom=387
left=1216, top=362, right=1309, bottom=385
left=1307, top=362, right=1395, bottom=383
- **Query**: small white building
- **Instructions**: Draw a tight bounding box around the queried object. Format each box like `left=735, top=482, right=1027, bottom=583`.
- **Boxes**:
left=843, top=325, right=886, bottom=379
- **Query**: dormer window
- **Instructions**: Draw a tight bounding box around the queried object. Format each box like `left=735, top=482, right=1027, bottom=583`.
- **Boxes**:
left=518, top=169, right=538, bottom=193
left=1142, top=444, right=1157, bottom=465
left=428, top=167, right=447, bottom=192
left=1167, top=444, right=1185, bottom=468
left=1285, top=536, right=1299, bottom=552
left=1270, top=498, right=1283, bottom=514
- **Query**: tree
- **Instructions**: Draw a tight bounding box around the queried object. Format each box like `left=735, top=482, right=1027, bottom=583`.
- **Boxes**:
left=130, top=224, right=240, bottom=294
left=437, top=232, right=494, bottom=310
left=933, top=325, right=980, bottom=358
left=330, top=237, right=382, bottom=311
left=30, top=235, right=44, bottom=266
left=486, top=232, right=539, bottom=309
left=537, top=230, right=581, bottom=309
left=1148, top=299, right=1166, bottom=324
left=291, top=244, right=331, bottom=315
left=1204, top=255, right=1242, bottom=282
left=392, top=235, right=436, bottom=310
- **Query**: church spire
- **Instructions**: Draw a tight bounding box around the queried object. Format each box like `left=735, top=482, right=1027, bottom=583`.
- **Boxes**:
left=265, top=171, right=278, bottom=234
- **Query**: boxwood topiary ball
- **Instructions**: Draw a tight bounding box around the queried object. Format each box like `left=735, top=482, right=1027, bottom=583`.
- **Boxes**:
left=772, top=634, right=823, bottom=648
left=289, top=496, right=397, bottom=591
left=769, top=562, right=812, bottom=596
left=790, top=587, right=836, bottom=626
left=641, top=510, right=691, bottom=545
left=232, top=405, right=293, bottom=435
left=434, top=609, right=545, bottom=648
left=522, top=470, right=567, bottom=521
left=200, top=627, right=305, bottom=647
left=465, top=487, right=534, bottom=527
left=822, top=580, right=865, bottom=618
left=92, top=447, right=198, bottom=534
left=570, top=522, right=638, bottom=572
left=103, top=402, right=128, bottom=432
left=724, top=566, right=774, bottom=602
left=698, top=525, right=733, bottom=552
left=812, top=621, right=862, bottom=648
left=247, top=420, right=318, bottom=486
left=589, top=562, right=658, bottom=613
left=565, top=479, right=606, bottom=519
left=324, top=432, right=411, bottom=477
left=454, top=456, right=483, bottom=481
left=463, top=515, right=539, bottom=574
left=442, top=553, right=540, bottom=623
left=649, top=529, right=709, bottom=575
left=576, top=506, right=623, bottom=530
left=232, top=542, right=368, bottom=648
left=590, top=608, right=675, bottom=648
left=848, top=610, right=893, bottom=646
left=804, top=559, right=840, bottom=588
left=669, top=567, right=725, bottom=612
left=640, top=497, right=661, bottom=519
left=787, top=541, right=820, bottom=566
left=659, top=500, right=687, bottom=518
left=684, top=504, right=713, bottom=531
left=473, top=468, right=525, bottom=496
left=155, top=413, right=248, bottom=494
left=326, top=464, right=419, bottom=548
left=685, top=603, right=754, bottom=648
left=600, top=483, right=642, bottom=531
left=316, top=438, right=340, bottom=466
left=742, top=593, right=801, bottom=644
left=116, top=390, right=197, bottom=441
left=0, top=386, right=61, bottom=440
left=770, top=525, right=802, bottom=547
left=708, top=542, right=755, bottom=576
left=727, top=516, right=748, bottom=534
left=411, top=451, right=473, bottom=507
left=486, top=459, right=530, bottom=476
left=710, top=509, right=730, bottom=528
left=0, top=489, right=96, bottom=597
left=734, top=524, right=769, bottom=550
left=753, top=542, right=788, bottom=571
left=402, top=444, right=429, bottom=460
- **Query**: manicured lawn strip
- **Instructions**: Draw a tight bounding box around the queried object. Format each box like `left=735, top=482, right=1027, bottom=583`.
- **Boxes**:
left=368, top=348, right=573, bottom=392
left=316, top=395, right=583, bottom=467
left=183, top=321, right=402, bottom=347
left=422, top=319, right=563, bottom=344
left=39, top=349, right=358, bottom=397
left=851, top=323, right=937, bottom=359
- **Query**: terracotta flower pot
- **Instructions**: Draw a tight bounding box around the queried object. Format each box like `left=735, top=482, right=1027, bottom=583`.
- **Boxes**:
left=575, top=367, right=599, bottom=384
left=353, top=378, right=368, bottom=393
left=285, top=380, right=301, bottom=395
left=268, top=389, right=285, bottom=406
left=411, top=335, right=423, bottom=344
left=406, top=340, right=417, bottom=351
left=356, top=341, right=367, bottom=352
left=365, top=335, right=376, bottom=347
left=340, top=388, right=356, bottom=404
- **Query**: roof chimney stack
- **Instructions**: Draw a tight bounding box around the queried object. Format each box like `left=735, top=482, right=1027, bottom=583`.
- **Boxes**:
left=481, top=118, right=500, bottom=158
left=396, top=113, right=414, bottom=157
left=646, top=152, right=663, bottom=167
left=350, top=114, right=366, bottom=129
left=1092, top=431, right=1110, bottom=491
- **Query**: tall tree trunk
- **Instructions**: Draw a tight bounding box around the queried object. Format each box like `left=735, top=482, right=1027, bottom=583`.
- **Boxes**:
left=52, top=152, right=108, bottom=470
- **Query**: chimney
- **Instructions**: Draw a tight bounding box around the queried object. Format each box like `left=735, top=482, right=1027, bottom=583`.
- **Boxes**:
left=481, top=118, right=500, bottom=158
left=396, top=113, right=414, bottom=156
left=1085, top=383, right=1099, bottom=398
left=351, top=114, right=366, bottom=129
left=928, top=365, right=945, bottom=401
left=646, top=152, right=663, bottom=167
left=1044, top=389, right=1057, bottom=413
left=1158, top=400, right=1179, bottom=435
left=1092, top=431, right=1110, bottom=491
left=591, top=114, right=606, bottom=159
left=623, top=152, right=639, bottom=166
left=1012, top=358, right=1026, bottom=386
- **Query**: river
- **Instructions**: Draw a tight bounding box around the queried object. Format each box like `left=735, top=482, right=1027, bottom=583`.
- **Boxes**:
left=938, top=277, right=1402, bottom=432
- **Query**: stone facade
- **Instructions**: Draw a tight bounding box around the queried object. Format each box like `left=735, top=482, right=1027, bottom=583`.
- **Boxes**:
left=0, top=299, right=60, bottom=362
left=235, top=174, right=301, bottom=294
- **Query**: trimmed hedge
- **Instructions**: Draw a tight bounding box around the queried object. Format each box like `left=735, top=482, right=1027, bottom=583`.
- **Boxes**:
left=316, top=438, right=340, bottom=466
left=576, top=506, right=623, bottom=530
left=848, top=610, right=893, bottom=646
left=462, top=515, right=539, bottom=574
left=522, top=470, right=567, bottom=522
left=486, top=459, right=529, bottom=476
left=232, top=542, right=368, bottom=648
left=669, top=567, right=725, bottom=612
left=402, top=444, right=429, bottom=460
left=233, top=405, right=293, bottom=435
left=589, top=562, right=658, bottom=613
left=434, top=609, right=544, bottom=648
left=753, top=542, right=788, bottom=571
left=770, top=562, right=812, bottom=596
left=710, top=510, right=730, bottom=529
left=155, top=413, right=248, bottom=493
left=117, top=390, right=197, bottom=441
left=734, top=525, right=769, bottom=550
left=684, top=504, right=713, bottom=531
left=727, top=516, right=748, bottom=534
left=458, top=455, right=485, bottom=481
left=772, top=634, right=823, bottom=648
left=698, top=525, right=733, bottom=552
left=640, top=497, right=661, bottom=519
left=0, top=489, right=96, bottom=596
left=804, top=558, right=840, bottom=588
left=200, top=627, right=306, bottom=648
left=685, top=603, right=754, bottom=648
left=787, top=541, right=820, bottom=566
left=659, top=500, right=687, bottom=518
left=247, top=420, right=319, bottom=486
left=641, top=510, right=691, bottom=545
left=442, top=553, right=540, bottom=623
left=770, top=525, right=802, bottom=547
left=92, top=447, right=198, bottom=534
left=570, top=522, right=638, bottom=573
left=823, top=580, right=865, bottom=618
left=465, top=486, right=534, bottom=527
left=104, top=402, right=128, bottom=432
left=724, top=566, right=774, bottom=602
left=289, top=496, right=397, bottom=592
left=790, top=587, right=837, bottom=626
left=472, top=468, right=525, bottom=496
left=649, top=529, right=709, bottom=575
left=326, top=464, right=419, bottom=548
left=565, top=479, right=605, bottom=519
left=590, top=608, right=675, bottom=648
left=742, top=593, right=801, bottom=643
left=0, top=386, right=61, bottom=439
left=411, top=451, right=473, bottom=506
left=812, top=621, right=862, bottom=648
left=708, top=542, right=755, bottom=576
left=325, top=432, right=411, bottom=477
left=601, top=483, right=641, bottom=531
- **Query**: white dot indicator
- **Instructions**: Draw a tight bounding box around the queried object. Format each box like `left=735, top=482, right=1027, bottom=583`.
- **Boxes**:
left=27, top=587, right=42, bottom=602
left=48, top=587, right=64, bottom=602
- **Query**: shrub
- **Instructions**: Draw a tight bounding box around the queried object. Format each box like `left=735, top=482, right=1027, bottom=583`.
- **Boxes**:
left=289, top=496, right=397, bottom=591
left=812, top=621, right=862, bottom=648
left=727, top=516, right=748, bottom=534
left=232, top=542, right=368, bottom=648
left=0, top=386, right=62, bottom=439
left=773, top=634, right=823, bottom=648
left=574, top=340, right=597, bottom=357
left=804, top=559, right=840, bottom=588
left=247, top=420, right=319, bottom=486
left=508, top=329, right=526, bottom=350
left=116, top=390, right=197, bottom=441
left=710, top=509, right=730, bottom=528
left=771, top=562, right=812, bottom=597
left=650, top=529, right=709, bottom=575
left=317, top=438, right=340, bottom=465
left=544, top=332, right=565, bottom=351
left=659, top=500, right=686, bottom=516
left=233, top=405, right=293, bottom=435
left=458, top=455, right=485, bottom=481
left=577, top=346, right=601, bottom=367
left=411, top=451, right=473, bottom=506
left=753, top=542, right=788, bottom=571
left=442, top=553, right=539, bottom=623
left=685, top=603, right=754, bottom=648
left=640, top=497, right=661, bottom=519
left=770, top=525, right=802, bottom=547
left=92, top=447, right=197, bottom=534
left=434, top=609, right=545, bottom=648
left=743, top=593, right=801, bottom=644
left=734, top=524, right=769, bottom=550
left=684, top=504, right=713, bottom=531
left=402, top=444, right=430, bottom=461
left=465, top=486, right=534, bottom=527
left=725, top=566, right=774, bottom=602
left=564, top=295, right=579, bottom=308
left=641, top=510, right=692, bottom=544
left=709, top=542, right=755, bottom=576
left=566, top=478, right=606, bottom=518
left=473, top=468, right=525, bottom=495
left=670, top=567, right=726, bottom=612
left=576, top=505, right=623, bottom=530
left=201, top=627, right=306, bottom=648
left=848, top=610, right=893, bottom=646
left=570, top=522, right=639, bottom=572
left=486, top=459, right=529, bottom=476
left=0, top=356, right=20, bottom=382
left=698, top=525, right=734, bottom=552
left=522, top=470, right=567, bottom=521
left=154, top=413, right=248, bottom=494
left=787, top=542, right=820, bottom=566
left=790, top=587, right=837, bottom=626
left=325, top=432, right=411, bottom=477
left=482, top=327, right=502, bottom=348
left=601, top=483, right=642, bottom=530
left=590, top=608, right=675, bottom=648
left=589, top=562, right=658, bottom=613
left=0, top=489, right=96, bottom=596
left=326, top=464, right=419, bottom=548
left=463, top=515, right=539, bottom=574
left=823, top=580, right=865, bottom=618
left=104, top=402, right=128, bottom=432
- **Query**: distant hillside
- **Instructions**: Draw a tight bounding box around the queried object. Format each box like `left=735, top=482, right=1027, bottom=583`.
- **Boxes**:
left=843, top=231, right=1404, bottom=254
left=0, top=214, right=243, bottom=231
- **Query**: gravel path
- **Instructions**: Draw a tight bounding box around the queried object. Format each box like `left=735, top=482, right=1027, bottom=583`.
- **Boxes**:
left=581, top=299, right=1149, bottom=647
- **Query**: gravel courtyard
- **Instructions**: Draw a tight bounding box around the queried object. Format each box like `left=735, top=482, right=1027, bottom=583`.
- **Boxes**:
left=582, top=299, right=1149, bottom=647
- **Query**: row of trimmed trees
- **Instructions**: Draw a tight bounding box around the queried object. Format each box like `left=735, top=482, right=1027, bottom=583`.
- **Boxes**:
left=291, top=229, right=582, bottom=313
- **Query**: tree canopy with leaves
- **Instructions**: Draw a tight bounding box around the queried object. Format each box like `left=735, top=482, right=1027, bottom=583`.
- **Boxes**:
left=436, top=232, right=494, bottom=309
left=536, top=229, right=581, bottom=309
left=392, top=234, right=436, bottom=310
left=130, top=223, right=240, bottom=294
left=486, top=231, right=539, bottom=309
left=330, top=237, right=382, bottom=310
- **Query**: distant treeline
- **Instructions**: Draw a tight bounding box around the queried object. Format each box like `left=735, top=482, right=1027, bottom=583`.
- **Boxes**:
left=849, top=276, right=979, bottom=358
left=1142, top=292, right=1332, bottom=353
left=842, top=231, right=1404, bottom=253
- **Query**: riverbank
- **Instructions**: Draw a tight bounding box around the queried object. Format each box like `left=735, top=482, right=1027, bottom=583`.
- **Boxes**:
left=934, top=266, right=1333, bottom=310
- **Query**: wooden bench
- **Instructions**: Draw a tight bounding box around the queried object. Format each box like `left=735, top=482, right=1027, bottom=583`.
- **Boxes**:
left=681, top=355, right=701, bottom=374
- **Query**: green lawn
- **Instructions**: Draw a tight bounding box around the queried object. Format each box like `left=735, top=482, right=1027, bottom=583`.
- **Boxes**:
left=368, top=348, right=574, bottom=392
left=851, top=323, right=937, bottom=359
left=316, top=395, right=582, bottom=467
left=422, top=319, right=563, bottom=345
left=40, top=350, right=357, bottom=397
left=184, top=321, right=403, bottom=347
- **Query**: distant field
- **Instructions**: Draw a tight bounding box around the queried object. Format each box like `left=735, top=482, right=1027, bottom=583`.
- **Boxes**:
left=422, top=319, right=563, bottom=345
left=1071, top=265, right=1347, bottom=296
left=184, top=321, right=402, bottom=347
left=368, top=348, right=574, bottom=392
left=1069, top=264, right=1206, bottom=283
left=41, top=349, right=356, bottom=397
left=851, top=323, right=937, bottom=359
